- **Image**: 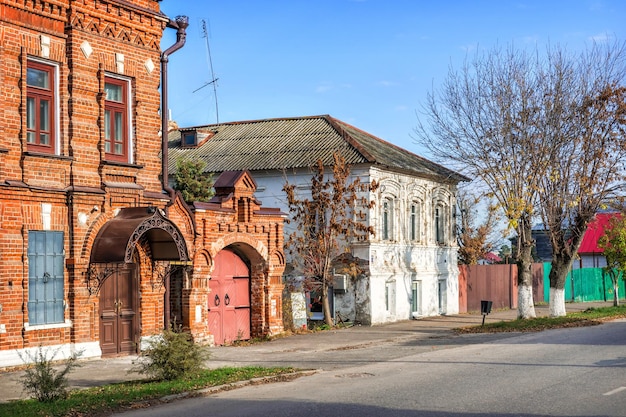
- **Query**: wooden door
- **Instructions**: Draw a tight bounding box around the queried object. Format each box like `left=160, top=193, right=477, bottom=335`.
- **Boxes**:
left=208, top=250, right=250, bottom=345
left=100, top=265, right=138, bottom=356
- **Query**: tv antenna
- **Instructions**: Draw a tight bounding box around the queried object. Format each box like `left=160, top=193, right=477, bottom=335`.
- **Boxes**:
left=193, top=19, right=219, bottom=123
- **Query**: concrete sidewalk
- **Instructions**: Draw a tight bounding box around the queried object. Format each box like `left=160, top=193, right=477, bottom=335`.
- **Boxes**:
left=0, top=302, right=613, bottom=403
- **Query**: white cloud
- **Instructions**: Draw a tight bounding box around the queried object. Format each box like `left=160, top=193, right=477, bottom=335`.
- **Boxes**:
left=588, top=0, right=604, bottom=12
left=315, top=83, right=332, bottom=93
left=378, top=80, right=399, bottom=87
left=588, top=32, right=613, bottom=43
left=519, top=35, right=540, bottom=45
left=460, top=44, right=478, bottom=53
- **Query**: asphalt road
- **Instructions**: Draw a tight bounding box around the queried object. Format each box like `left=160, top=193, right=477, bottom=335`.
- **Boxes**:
left=113, top=319, right=626, bottom=417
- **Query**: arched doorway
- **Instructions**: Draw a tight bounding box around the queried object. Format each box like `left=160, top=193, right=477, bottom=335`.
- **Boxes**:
left=208, top=249, right=251, bottom=345
left=89, top=207, right=190, bottom=356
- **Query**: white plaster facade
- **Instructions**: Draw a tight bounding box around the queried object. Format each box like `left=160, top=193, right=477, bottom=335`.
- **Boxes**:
left=170, top=115, right=467, bottom=326
left=248, top=165, right=460, bottom=325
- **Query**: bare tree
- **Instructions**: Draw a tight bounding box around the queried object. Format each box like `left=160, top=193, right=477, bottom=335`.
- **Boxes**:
left=536, top=43, right=626, bottom=316
left=283, top=153, right=378, bottom=326
left=414, top=46, right=552, bottom=318
left=456, top=187, right=500, bottom=265
left=415, top=42, right=626, bottom=318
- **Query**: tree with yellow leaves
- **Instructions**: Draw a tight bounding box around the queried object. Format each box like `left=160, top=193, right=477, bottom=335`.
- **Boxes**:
left=598, top=214, right=626, bottom=307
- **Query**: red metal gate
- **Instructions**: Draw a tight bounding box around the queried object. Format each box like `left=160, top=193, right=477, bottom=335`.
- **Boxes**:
left=208, top=249, right=251, bottom=345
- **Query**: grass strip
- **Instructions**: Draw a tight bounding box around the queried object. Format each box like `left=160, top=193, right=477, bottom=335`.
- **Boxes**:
left=0, top=366, right=297, bottom=417
left=456, top=304, right=626, bottom=333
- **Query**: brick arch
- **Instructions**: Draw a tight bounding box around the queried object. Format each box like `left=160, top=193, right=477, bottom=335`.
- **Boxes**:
left=80, top=212, right=112, bottom=262
left=208, top=236, right=280, bottom=341
left=191, top=249, right=212, bottom=290
left=209, top=232, right=269, bottom=263
left=168, top=196, right=196, bottom=242
left=194, top=249, right=212, bottom=268
left=271, top=250, right=285, bottom=267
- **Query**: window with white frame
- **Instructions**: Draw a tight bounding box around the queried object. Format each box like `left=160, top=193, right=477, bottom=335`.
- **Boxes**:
left=385, top=279, right=396, bottom=313
left=26, top=60, right=58, bottom=154
left=409, top=201, right=421, bottom=242
left=104, top=76, right=132, bottom=162
left=27, top=231, right=64, bottom=325
left=411, top=281, right=421, bottom=314
left=435, top=203, right=447, bottom=244
left=382, top=198, right=392, bottom=240
left=438, top=279, right=447, bottom=314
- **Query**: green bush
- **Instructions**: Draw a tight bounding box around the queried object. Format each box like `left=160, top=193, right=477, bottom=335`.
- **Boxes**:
left=19, top=346, right=82, bottom=402
left=131, top=327, right=209, bottom=381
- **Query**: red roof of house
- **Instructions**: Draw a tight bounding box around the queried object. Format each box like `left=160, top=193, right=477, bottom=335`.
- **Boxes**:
left=482, top=252, right=502, bottom=263
left=578, top=212, right=620, bottom=254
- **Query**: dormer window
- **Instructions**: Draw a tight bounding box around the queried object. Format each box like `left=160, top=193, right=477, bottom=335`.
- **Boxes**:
left=182, top=130, right=197, bottom=147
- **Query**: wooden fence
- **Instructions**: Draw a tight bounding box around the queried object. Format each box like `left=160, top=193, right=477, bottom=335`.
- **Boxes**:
left=458, top=263, right=544, bottom=313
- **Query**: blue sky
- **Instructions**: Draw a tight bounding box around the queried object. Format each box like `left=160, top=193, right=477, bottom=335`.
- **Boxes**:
left=160, top=0, right=626, bottom=157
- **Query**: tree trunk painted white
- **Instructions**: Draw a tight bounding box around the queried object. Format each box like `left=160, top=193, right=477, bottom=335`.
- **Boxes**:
left=517, top=284, right=536, bottom=319
left=549, top=287, right=566, bottom=317
left=613, top=284, right=619, bottom=307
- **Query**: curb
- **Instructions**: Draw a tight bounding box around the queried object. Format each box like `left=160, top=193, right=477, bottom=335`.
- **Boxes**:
left=159, top=370, right=319, bottom=403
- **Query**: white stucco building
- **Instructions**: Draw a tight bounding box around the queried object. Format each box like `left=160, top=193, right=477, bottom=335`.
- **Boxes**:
left=169, top=115, right=469, bottom=324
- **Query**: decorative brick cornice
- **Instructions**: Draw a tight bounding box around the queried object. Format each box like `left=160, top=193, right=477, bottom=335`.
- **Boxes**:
left=3, top=0, right=67, bottom=20
left=68, top=0, right=166, bottom=51
left=0, top=0, right=67, bottom=34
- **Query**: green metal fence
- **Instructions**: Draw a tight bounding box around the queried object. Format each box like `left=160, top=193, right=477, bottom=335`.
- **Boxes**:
left=543, top=263, right=626, bottom=302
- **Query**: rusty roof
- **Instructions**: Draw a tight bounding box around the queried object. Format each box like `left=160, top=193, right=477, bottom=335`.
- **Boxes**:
left=168, top=115, right=469, bottom=183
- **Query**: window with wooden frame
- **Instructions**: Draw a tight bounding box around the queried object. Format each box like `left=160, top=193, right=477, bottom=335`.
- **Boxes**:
left=181, top=130, right=197, bottom=147
left=26, top=60, right=56, bottom=153
left=104, top=77, right=131, bottom=162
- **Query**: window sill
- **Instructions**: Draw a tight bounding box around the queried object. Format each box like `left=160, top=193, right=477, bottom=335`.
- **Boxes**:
left=24, top=151, right=72, bottom=161
left=103, top=160, right=144, bottom=169
left=24, top=320, right=72, bottom=331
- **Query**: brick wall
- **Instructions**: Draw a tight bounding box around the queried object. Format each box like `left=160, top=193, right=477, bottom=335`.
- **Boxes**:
left=0, top=0, right=287, bottom=362
left=0, top=0, right=170, bottom=356
left=179, top=170, right=287, bottom=343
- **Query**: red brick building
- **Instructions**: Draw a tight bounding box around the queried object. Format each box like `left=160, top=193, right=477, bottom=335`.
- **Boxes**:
left=0, top=0, right=284, bottom=368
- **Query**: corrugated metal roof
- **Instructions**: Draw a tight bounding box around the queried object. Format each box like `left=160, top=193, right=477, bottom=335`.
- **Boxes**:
left=168, top=115, right=469, bottom=183
left=578, top=212, right=620, bottom=254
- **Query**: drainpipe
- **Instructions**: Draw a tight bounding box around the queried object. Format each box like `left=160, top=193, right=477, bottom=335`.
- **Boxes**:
left=160, top=15, right=188, bottom=331
left=161, top=15, right=189, bottom=204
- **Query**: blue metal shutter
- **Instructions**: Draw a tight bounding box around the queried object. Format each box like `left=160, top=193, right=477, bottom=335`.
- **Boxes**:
left=28, top=231, right=64, bottom=325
